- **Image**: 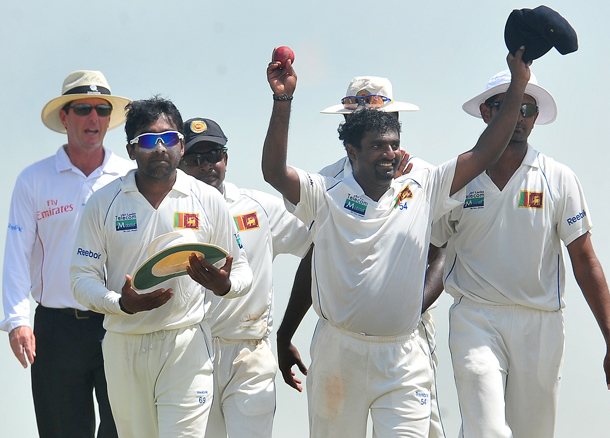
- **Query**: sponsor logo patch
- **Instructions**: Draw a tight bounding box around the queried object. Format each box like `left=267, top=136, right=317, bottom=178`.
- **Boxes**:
left=567, top=210, right=586, bottom=225
left=174, top=212, right=199, bottom=229
left=344, top=193, right=368, bottom=216
left=115, top=212, right=137, bottom=231
left=393, top=185, right=413, bottom=209
left=464, top=190, right=485, bottom=209
left=234, top=212, right=260, bottom=231
left=37, top=199, right=74, bottom=220
left=518, top=191, right=543, bottom=209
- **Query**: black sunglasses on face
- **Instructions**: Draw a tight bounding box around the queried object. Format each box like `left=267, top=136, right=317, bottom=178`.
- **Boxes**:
left=66, top=103, right=113, bottom=117
left=487, top=101, right=538, bottom=118
left=181, top=149, right=227, bottom=167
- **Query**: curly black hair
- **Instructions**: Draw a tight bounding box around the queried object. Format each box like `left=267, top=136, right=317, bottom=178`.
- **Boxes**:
left=337, top=108, right=401, bottom=149
left=125, top=95, right=183, bottom=142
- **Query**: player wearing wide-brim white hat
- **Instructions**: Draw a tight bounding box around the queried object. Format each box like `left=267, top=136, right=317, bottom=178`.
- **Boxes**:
left=462, top=69, right=557, bottom=125
left=41, top=70, right=131, bottom=133
left=320, top=76, right=419, bottom=114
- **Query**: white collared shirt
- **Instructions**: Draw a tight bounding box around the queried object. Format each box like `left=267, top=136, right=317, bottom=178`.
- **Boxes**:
left=1, top=146, right=134, bottom=332
left=70, top=169, right=252, bottom=335
left=207, top=182, right=311, bottom=340
left=286, top=158, right=461, bottom=336
left=431, top=145, right=591, bottom=310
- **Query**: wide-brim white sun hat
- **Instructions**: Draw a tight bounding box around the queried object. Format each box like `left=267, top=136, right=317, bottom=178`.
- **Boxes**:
left=462, top=69, right=557, bottom=125
left=132, top=229, right=228, bottom=291
left=41, top=70, right=131, bottom=133
left=321, top=76, right=419, bottom=114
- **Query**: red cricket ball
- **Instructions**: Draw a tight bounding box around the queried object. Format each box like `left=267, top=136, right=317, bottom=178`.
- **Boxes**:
left=272, top=46, right=295, bottom=69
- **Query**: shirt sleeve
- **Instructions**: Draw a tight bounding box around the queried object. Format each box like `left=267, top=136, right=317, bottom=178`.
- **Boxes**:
left=430, top=157, right=466, bottom=223
left=1, top=174, right=38, bottom=332
left=556, top=168, right=592, bottom=246
left=70, top=193, right=123, bottom=315
left=283, top=167, right=327, bottom=228
left=262, top=193, right=312, bottom=259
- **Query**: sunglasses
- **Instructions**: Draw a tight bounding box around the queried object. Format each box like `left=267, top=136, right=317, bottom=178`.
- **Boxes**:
left=341, top=94, right=392, bottom=109
left=67, top=103, right=113, bottom=117
left=487, top=101, right=539, bottom=118
left=181, top=149, right=227, bottom=167
left=129, top=131, right=184, bottom=149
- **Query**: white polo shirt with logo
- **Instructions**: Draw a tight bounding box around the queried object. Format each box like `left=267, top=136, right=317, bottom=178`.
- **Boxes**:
left=431, top=145, right=591, bottom=310
left=70, top=169, right=252, bottom=335
left=287, top=158, right=461, bottom=336
left=208, top=182, right=311, bottom=340
left=1, top=146, right=134, bottom=332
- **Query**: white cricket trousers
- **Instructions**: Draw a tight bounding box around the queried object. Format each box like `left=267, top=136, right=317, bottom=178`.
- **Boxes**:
left=307, top=319, right=433, bottom=438
left=449, top=297, right=564, bottom=438
left=205, top=336, right=277, bottom=438
left=102, top=323, right=214, bottom=438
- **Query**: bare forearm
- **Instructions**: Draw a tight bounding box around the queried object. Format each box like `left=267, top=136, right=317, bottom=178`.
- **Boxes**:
left=277, top=248, right=313, bottom=345
left=423, top=245, right=446, bottom=311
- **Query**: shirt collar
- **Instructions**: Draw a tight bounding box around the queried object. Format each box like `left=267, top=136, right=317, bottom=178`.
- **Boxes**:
left=520, top=144, right=540, bottom=169
left=121, top=168, right=191, bottom=195
left=55, top=145, right=123, bottom=176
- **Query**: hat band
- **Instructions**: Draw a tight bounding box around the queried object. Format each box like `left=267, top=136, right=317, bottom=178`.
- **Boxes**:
left=63, top=85, right=111, bottom=96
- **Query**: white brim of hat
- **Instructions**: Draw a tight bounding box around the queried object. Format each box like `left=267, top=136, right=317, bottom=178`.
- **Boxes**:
left=462, top=83, right=557, bottom=125
left=41, top=94, right=132, bottom=133
left=320, top=100, right=419, bottom=114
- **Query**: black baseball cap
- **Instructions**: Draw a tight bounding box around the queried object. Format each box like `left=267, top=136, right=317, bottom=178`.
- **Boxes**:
left=504, top=5, right=578, bottom=62
left=183, top=118, right=228, bottom=153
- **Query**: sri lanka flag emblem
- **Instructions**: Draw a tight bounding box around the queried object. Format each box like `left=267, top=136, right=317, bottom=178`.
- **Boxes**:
left=234, top=212, right=260, bottom=231
left=393, top=185, right=413, bottom=209
left=518, top=191, right=543, bottom=209
left=174, top=212, right=199, bottom=229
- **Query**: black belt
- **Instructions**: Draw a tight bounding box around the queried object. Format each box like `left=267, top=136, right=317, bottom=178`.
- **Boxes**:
left=39, top=305, right=103, bottom=320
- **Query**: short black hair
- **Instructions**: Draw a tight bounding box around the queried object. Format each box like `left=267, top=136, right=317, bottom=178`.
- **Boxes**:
left=125, top=96, right=183, bottom=142
left=337, top=108, right=401, bottom=149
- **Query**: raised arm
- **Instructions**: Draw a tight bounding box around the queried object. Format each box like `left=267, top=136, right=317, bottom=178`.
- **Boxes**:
left=451, top=47, right=530, bottom=195
left=566, top=232, right=610, bottom=389
left=262, top=57, right=301, bottom=205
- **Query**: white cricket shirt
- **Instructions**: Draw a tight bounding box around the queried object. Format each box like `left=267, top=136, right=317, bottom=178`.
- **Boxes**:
left=70, top=169, right=253, bottom=335
left=208, top=182, right=311, bottom=340
left=1, top=146, right=134, bottom=332
left=287, top=158, right=461, bottom=336
left=431, top=145, right=591, bottom=310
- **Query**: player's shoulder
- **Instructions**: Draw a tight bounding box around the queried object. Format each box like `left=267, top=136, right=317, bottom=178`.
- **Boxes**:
left=408, top=156, right=434, bottom=172
left=319, top=156, right=349, bottom=179
left=229, top=182, right=285, bottom=213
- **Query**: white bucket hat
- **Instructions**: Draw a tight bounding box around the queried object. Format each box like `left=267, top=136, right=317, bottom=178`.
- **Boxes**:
left=462, top=69, right=557, bottom=125
left=41, top=70, right=131, bottom=133
left=320, top=76, right=419, bottom=114
left=131, top=229, right=228, bottom=291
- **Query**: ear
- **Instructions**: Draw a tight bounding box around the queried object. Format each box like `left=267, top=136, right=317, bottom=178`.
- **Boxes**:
left=346, top=143, right=357, bottom=162
left=224, top=152, right=228, bottom=167
left=59, top=109, right=68, bottom=129
left=126, top=144, right=136, bottom=160
left=480, top=103, right=492, bottom=124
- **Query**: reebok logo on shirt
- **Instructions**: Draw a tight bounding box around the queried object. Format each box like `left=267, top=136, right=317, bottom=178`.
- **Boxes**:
left=567, top=210, right=586, bottom=225
left=76, top=248, right=102, bottom=259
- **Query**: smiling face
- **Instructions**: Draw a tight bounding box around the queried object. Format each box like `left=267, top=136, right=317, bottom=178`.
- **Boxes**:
left=347, top=128, right=400, bottom=200
left=59, top=97, right=111, bottom=152
left=126, top=115, right=184, bottom=182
